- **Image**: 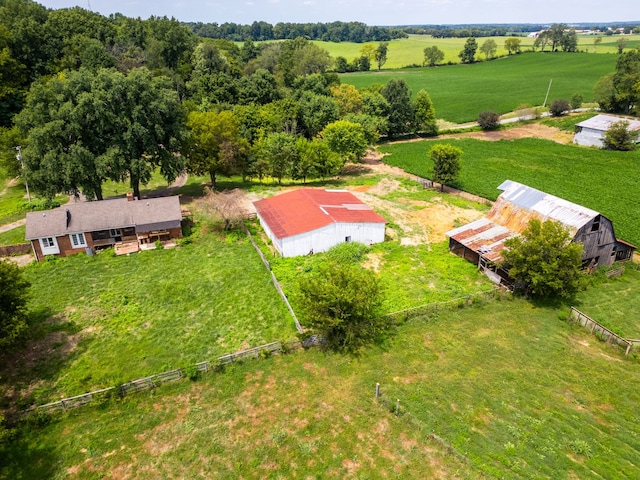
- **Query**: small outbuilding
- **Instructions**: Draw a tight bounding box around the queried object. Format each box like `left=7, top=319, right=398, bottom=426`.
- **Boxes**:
left=253, top=188, right=386, bottom=258
left=573, top=114, right=640, bottom=147
left=26, top=194, right=183, bottom=261
left=446, top=180, right=635, bottom=285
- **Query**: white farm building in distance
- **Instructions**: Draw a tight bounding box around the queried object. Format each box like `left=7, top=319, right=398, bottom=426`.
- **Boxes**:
left=573, top=114, right=640, bottom=147
left=253, top=188, right=386, bottom=258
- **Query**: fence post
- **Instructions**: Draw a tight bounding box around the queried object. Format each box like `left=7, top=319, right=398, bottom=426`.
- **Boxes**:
left=626, top=343, right=632, bottom=356
left=375, top=383, right=380, bottom=398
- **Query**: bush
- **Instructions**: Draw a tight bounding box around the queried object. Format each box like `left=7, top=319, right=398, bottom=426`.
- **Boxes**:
left=477, top=110, right=500, bottom=130
left=602, top=120, right=639, bottom=151
left=549, top=99, right=571, bottom=117
left=570, top=93, right=584, bottom=110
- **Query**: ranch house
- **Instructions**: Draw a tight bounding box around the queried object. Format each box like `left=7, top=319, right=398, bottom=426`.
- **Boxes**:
left=446, top=180, right=635, bottom=285
left=573, top=114, right=640, bottom=147
left=25, top=194, right=183, bottom=261
left=253, top=188, right=386, bottom=258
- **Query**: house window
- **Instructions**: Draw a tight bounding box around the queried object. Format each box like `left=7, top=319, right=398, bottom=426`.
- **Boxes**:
left=70, top=232, right=87, bottom=248
left=591, top=220, right=599, bottom=232
left=345, top=236, right=351, bottom=242
left=39, top=237, right=60, bottom=255
left=110, top=229, right=122, bottom=237
left=42, top=237, right=55, bottom=248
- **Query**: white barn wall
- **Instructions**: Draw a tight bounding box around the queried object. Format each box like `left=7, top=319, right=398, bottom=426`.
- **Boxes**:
left=256, top=212, right=284, bottom=256
left=574, top=127, right=605, bottom=147
left=280, top=222, right=385, bottom=257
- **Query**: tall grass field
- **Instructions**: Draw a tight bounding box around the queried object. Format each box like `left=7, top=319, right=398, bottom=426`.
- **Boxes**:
left=340, top=52, right=617, bottom=123
left=379, top=137, right=640, bottom=246
left=5, top=293, right=640, bottom=479
left=0, top=228, right=295, bottom=408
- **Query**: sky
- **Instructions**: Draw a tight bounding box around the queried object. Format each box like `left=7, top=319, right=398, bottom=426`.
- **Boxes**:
left=41, top=0, right=639, bottom=26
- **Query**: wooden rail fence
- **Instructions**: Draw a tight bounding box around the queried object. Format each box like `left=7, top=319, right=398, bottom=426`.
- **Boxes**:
left=386, top=289, right=500, bottom=322
left=569, top=307, right=636, bottom=355
left=29, top=339, right=315, bottom=415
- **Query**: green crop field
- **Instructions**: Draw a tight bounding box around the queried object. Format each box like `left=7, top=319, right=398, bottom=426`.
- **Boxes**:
left=5, top=289, right=640, bottom=479
left=340, top=52, right=617, bottom=123
left=379, top=137, right=640, bottom=246
left=315, top=33, right=640, bottom=69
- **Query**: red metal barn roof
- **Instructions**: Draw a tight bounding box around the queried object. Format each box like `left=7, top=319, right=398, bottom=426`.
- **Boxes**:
left=253, top=188, right=386, bottom=239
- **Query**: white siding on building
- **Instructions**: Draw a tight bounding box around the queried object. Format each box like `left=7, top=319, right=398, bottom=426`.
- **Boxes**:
left=257, top=211, right=385, bottom=257
left=573, top=127, right=607, bottom=147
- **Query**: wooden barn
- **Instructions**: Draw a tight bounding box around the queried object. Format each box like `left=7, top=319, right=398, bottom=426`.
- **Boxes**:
left=253, top=188, right=386, bottom=258
left=573, top=114, right=640, bottom=147
left=25, top=194, right=183, bottom=261
left=446, top=180, right=635, bottom=284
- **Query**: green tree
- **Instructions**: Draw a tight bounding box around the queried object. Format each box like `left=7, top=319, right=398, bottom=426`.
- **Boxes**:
left=593, top=36, right=602, bottom=53
left=359, top=43, right=376, bottom=63
left=380, top=79, right=413, bottom=136
left=501, top=219, right=584, bottom=298
left=479, top=38, right=497, bottom=60
left=183, top=110, right=249, bottom=189
left=617, top=37, right=629, bottom=54
left=477, top=110, right=500, bottom=130
left=331, top=84, right=363, bottom=116
left=459, top=38, right=478, bottom=64
left=547, top=23, right=568, bottom=51
left=374, top=41, right=389, bottom=70
left=0, top=259, right=30, bottom=349
left=423, top=45, right=444, bottom=66
left=298, top=91, right=339, bottom=138
left=17, top=67, right=186, bottom=200
left=430, top=144, right=462, bottom=192
left=294, top=137, right=342, bottom=182
left=412, top=89, right=437, bottom=135
left=504, top=37, right=522, bottom=55
left=560, top=29, right=578, bottom=52
left=602, top=120, right=639, bottom=151
left=570, top=93, right=583, bottom=110
left=297, top=258, right=389, bottom=355
left=253, top=132, right=298, bottom=183
left=549, top=98, right=571, bottom=116
left=321, top=120, right=368, bottom=162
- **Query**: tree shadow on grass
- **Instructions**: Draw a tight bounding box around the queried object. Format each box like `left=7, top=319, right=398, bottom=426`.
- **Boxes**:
left=1, top=425, right=60, bottom=480
left=0, top=306, right=92, bottom=415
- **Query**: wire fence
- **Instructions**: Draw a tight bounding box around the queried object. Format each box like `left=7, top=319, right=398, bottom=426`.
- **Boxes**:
left=241, top=221, right=304, bottom=334
left=386, top=289, right=501, bottom=322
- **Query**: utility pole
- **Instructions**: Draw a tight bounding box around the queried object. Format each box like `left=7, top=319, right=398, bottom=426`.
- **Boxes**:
left=16, top=146, right=31, bottom=203
left=543, top=79, right=553, bottom=108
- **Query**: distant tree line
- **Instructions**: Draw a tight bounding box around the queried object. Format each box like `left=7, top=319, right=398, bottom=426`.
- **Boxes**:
left=185, top=21, right=408, bottom=43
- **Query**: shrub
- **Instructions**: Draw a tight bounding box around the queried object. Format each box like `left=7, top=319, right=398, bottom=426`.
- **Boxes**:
left=570, top=93, right=584, bottom=110
left=477, top=110, right=500, bottom=130
left=549, top=99, right=571, bottom=117
left=602, top=120, right=639, bottom=151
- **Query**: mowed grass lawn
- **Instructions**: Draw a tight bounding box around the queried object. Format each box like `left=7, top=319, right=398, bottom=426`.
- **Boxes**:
left=379, top=137, right=640, bottom=246
left=5, top=295, right=640, bottom=479
left=2, top=228, right=295, bottom=407
left=340, top=52, right=616, bottom=123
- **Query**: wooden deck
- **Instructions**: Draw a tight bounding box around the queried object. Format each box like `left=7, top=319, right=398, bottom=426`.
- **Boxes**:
left=114, top=240, right=140, bottom=256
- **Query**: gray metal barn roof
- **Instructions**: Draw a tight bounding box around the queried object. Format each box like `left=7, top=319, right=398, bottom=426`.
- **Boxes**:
left=446, top=181, right=600, bottom=262
left=575, top=114, right=640, bottom=132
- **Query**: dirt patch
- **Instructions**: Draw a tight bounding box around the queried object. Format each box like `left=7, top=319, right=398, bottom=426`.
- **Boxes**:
left=386, top=123, right=573, bottom=145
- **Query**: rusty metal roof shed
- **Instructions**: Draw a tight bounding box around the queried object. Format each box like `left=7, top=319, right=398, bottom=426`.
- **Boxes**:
left=497, top=180, right=598, bottom=231
left=447, top=181, right=600, bottom=263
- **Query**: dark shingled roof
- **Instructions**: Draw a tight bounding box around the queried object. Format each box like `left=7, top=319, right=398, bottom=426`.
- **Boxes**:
left=253, top=188, right=386, bottom=239
left=25, top=196, right=182, bottom=240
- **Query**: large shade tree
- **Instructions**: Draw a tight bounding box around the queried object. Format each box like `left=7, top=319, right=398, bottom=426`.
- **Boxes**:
left=183, top=110, right=249, bottom=189
left=16, top=67, right=186, bottom=200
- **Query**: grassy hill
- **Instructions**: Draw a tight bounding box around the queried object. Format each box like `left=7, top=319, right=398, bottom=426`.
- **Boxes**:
left=340, top=52, right=617, bottom=123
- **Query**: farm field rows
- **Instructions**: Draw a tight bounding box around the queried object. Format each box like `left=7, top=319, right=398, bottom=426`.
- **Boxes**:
left=317, top=33, right=640, bottom=69
left=379, top=136, right=640, bottom=246
left=5, top=294, right=640, bottom=479
left=340, top=52, right=617, bottom=123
